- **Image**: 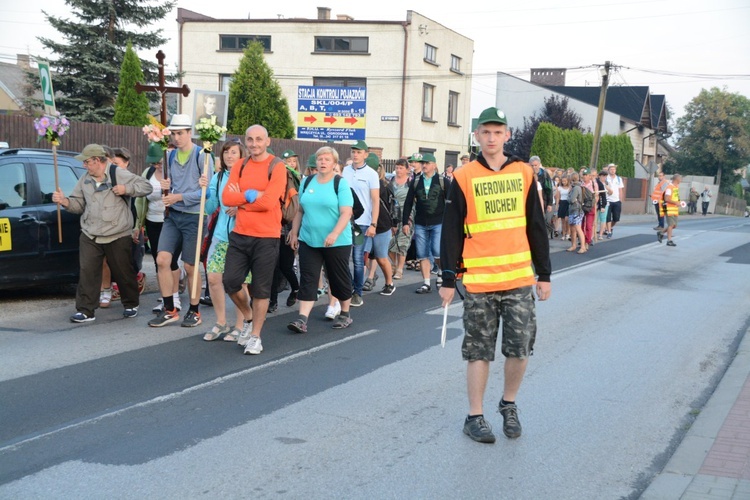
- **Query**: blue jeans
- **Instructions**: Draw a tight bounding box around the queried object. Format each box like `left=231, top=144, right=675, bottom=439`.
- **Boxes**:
left=351, top=224, right=370, bottom=296
left=415, top=224, right=442, bottom=261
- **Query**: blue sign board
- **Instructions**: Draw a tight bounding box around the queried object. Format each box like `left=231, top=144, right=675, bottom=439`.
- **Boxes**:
left=296, top=86, right=367, bottom=141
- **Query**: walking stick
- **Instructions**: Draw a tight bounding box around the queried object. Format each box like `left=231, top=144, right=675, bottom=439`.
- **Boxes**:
left=191, top=142, right=211, bottom=299
left=52, top=143, right=62, bottom=243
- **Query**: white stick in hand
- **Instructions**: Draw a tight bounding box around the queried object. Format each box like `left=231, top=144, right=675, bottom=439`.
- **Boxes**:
left=441, top=304, right=449, bottom=348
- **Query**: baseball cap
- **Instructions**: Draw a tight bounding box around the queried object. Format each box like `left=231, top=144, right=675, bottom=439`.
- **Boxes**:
left=582, top=168, right=591, bottom=174
left=146, top=142, right=163, bottom=164
left=409, top=152, right=436, bottom=163
left=476, top=107, right=508, bottom=126
left=282, top=149, right=297, bottom=159
left=351, top=140, right=368, bottom=150
left=306, top=155, right=317, bottom=169
left=75, top=144, right=107, bottom=162
left=365, top=152, right=380, bottom=170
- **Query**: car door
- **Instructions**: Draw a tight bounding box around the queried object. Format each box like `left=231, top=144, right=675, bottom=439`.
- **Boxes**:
left=0, top=158, right=41, bottom=286
left=31, top=157, right=84, bottom=280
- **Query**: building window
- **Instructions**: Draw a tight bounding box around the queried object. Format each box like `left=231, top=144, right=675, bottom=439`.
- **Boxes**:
left=422, top=84, right=435, bottom=121
left=219, top=74, right=233, bottom=92
left=424, top=44, right=437, bottom=64
left=448, top=91, right=459, bottom=125
left=451, top=55, right=462, bottom=74
left=313, top=77, right=367, bottom=87
left=314, top=37, right=368, bottom=53
left=219, top=35, right=271, bottom=52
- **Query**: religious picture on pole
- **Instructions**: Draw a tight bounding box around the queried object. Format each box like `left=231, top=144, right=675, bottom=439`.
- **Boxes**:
left=192, top=90, right=228, bottom=137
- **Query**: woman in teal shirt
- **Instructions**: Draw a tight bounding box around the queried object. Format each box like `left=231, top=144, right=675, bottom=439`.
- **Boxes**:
left=287, top=147, right=354, bottom=331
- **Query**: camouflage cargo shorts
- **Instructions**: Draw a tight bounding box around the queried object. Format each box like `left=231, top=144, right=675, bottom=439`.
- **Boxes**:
left=388, top=223, right=412, bottom=256
left=461, top=286, right=537, bottom=361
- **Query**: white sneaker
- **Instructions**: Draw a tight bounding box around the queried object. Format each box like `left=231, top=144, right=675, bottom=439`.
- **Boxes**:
left=244, top=335, right=263, bottom=355
left=324, top=302, right=341, bottom=320
left=237, top=320, right=253, bottom=346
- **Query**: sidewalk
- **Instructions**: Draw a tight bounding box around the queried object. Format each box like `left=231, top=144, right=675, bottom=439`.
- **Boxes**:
left=641, top=326, right=750, bottom=499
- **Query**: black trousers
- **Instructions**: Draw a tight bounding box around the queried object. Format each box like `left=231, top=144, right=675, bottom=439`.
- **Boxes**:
left=77, top=233, right=139, bottom=316
left=297, top=242, right=352, bottom=302
left=271, top=237, right=300, bottom=304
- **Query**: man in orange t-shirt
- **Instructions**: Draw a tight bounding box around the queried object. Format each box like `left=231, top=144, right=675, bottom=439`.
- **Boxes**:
left=222, top=124, right=287, bottom=355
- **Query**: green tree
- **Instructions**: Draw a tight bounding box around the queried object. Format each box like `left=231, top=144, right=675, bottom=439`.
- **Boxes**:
left=113, top=42, right=149, bottom=126
left=37, top=0, right=175, bottom=122
left=228, top=42, right=294, bottom=138
left=507, top=95, right=586, bottom=161
left=671, top=87, right=750, bottom=193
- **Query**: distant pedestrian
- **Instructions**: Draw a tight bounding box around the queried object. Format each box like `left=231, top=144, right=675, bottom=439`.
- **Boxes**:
left=657, top=174, right=682, bottom=247
left=701, top=187, right=712, bottom=216
left=688, top=187, right=699, bottom=214
left=650, top=171, right=669, bottom=230
left=604, top=163, right=624, bottom=238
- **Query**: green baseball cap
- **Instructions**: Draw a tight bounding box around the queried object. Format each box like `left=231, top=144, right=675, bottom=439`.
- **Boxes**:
left=146, top=142, right=164, bottom=164
left=365, top=152, right=380, bottom=170
left=408, top=152, right=436, bottom=163
left=476, top=107, right=508, bottom=126
left=306, top=155, right=317, bottom=168
left=282, top=149, right=297, bottom=159
left=75, top=144, right=107, bottom=162
left=351, top=140, right=368, bottom=150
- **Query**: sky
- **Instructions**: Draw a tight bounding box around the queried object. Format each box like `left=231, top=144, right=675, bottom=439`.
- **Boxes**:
left=1, top=0, right=749, bottom=126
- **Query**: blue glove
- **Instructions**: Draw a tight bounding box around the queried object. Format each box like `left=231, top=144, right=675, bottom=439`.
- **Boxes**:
left=244, top=189, right=258, bottom=203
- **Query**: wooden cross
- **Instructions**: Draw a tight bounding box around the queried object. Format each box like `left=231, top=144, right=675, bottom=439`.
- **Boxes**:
left=135, top=50, right=190, bottom=125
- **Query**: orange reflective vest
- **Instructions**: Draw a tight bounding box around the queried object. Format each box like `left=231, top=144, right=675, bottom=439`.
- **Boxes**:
left=659, top=183, right=680, bottom=216
left=651, top=178, right=669, bottom=203
left=453, top=160, right=536, bottom=293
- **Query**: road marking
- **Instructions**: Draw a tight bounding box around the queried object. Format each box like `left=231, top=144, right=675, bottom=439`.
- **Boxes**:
left=0, top=329, right=379, bottom=453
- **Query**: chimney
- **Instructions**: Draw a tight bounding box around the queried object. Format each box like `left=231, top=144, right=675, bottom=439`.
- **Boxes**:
left=317, top=7, right=331, bottom=20
left=17, top=54, right=30, bottom=69
left=336, top=14, right=353, bottom=21
left=530, top=68, right=566, bottom=87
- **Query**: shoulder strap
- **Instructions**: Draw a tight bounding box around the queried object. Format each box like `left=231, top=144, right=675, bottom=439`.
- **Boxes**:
left=266, top=156, right=283, bottom=180
left=109, top=164, right=118, bottom=187
left=333, top=174, right=340, bottom=195
left=238, top=156, right=252, bottom=178
left=145, top=166, right=156, bottom=180
left=302, top=173, right=316, bottom=192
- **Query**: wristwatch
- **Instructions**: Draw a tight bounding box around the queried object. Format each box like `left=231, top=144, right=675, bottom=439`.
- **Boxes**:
left=370, top=223, right=377, bottom=227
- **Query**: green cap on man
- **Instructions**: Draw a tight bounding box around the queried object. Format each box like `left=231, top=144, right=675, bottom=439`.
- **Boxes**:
left=351, top=140, right=368, bottom=150
left=75, top=144, right=107, bottom=162
left=476, top=107, right=508, bottom=126
left=408, top=152, right=436, bottom=163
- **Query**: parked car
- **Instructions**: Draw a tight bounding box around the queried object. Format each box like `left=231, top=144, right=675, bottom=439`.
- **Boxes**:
left=0, top=148, right=84, bottom=290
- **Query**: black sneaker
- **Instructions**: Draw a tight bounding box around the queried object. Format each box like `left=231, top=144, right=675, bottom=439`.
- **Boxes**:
left=181, top=310, right=202, bottom=328
left=498, top=402, right=522, bottom=438
left=70, top=312, right=95, bottom=323
left=199, top=295, right=213, bottom=307
left=286, top=290, right=298, bottom=307
left=657, top=231, right=664, bottom=244
left=123, top=307, right=138, bottom=318
left=463, top=416, right=496, bottom=443
left=666, top=240, right=677, bottom=247
left=379, top=283, right=395, bottom=296
left=148, top=309, right=179, bottom=327
left=268, top=302, right=278, bottom=313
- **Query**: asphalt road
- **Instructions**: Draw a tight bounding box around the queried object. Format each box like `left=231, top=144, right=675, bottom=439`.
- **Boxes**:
left=1, top=215, right=749, bottom=499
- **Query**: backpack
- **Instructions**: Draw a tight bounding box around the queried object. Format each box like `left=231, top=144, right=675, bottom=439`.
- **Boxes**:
left=582, top=185, right=594, bottom=213
left=387, top=179, right=402, bottom=224
left=302, top=174, right=365, bottom=220
left=108, top=164, right=137, bottom=225
left=167, top=147, right=203, bottom=175
left=239, top=156, right=300, bottom=225
left=538, top=168, right=553, bottom=206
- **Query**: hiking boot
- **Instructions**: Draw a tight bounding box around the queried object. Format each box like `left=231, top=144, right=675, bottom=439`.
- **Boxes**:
left=350, top=294, right=363, bottom=307
left=70, top=312, right=95, bottom=323
left=286, top=290, right=298, bottom=307
left=99, top=289, right=112, bottom=308
left=148, top=309, right=179, bottom=327
left=137, top=272, right=146, bottom=295
left=181, top=310, right=202, bottom=327
left=657, top=231, right=664, bottom=244
left=666, top=240, right=677, bottom=247
left=325, top=302, right=341, bottom=320
left=123, top=306, right=138, bottom=318
left=237, top=321, right=254, bottom=346
left=379, top=283, right=395, bottom=296
left=498, top=402, right=522, bottom=439
left=332, top=315, right=353, bottom=329
left=243, top=335, right=263, bottom=355
left=463, top=415, right=496, bottom=444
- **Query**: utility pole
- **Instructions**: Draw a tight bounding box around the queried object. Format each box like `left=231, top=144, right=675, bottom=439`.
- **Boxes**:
left=589, top=61, right=611, bottom=170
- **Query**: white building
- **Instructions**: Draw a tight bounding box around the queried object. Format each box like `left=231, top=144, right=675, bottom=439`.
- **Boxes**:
left=177, top=7, right=474, bottom=166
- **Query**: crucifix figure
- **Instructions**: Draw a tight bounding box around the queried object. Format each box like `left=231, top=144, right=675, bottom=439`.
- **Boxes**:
left=135, top=50, right=190, bottom=126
